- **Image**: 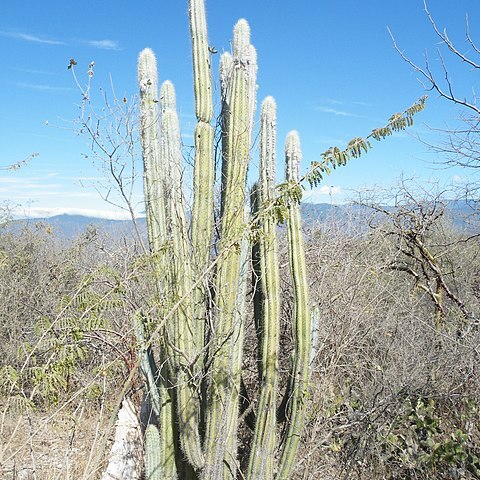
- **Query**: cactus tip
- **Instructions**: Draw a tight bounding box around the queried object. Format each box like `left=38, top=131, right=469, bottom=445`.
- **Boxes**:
left=220, top=51, right=234, bottom=79
left=138, top=48, right=158, bottom=87
left=234, top=18, right=251, bottom=35
left=286, top=131, right=301, bottom=180
left=262, top=96, right=277, bottom=112
left=220, top=51, right=233, bottom=63
left=248, top=44, right=258, bottom=64
left=160, top=80, right=177, bottom=111
left=233, top=18, right=251, bottom=55
left=139, top=47, right=155, bottom=58
left=286, top=130, right=301, bottom=150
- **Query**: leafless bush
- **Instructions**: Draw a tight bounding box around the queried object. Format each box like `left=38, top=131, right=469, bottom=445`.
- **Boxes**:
left=291, top=202, right=480, bottom=479
left=1, top=189, right=479, bottom=479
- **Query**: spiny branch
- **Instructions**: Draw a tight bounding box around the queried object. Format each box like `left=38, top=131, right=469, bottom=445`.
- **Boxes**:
left=423, top=0, right=480, bottom=70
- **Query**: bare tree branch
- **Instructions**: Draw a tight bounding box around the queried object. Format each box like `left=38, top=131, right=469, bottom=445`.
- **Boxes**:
left=389, top=0, right=480, bottom=116
left=423, top=0, right=480, bottom=69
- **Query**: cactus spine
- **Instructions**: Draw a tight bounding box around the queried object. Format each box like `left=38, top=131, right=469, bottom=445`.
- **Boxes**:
left=277, top=131, right=311, bottom=479
left=203, top=19, right=257, bottom=480
left=247, top=97, right=280, bottom=480
left=137, top=3, right=313, bottom=479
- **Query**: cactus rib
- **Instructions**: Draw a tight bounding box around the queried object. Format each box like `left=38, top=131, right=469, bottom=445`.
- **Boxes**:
left=203, top=19, right=256, bottom=480
left=276, top=131, right=311, bottom=479
left=247, top=97, right=280, bottom=480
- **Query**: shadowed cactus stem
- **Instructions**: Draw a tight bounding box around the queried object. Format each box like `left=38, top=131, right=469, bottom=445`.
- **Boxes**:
left=310, top=305, right=320, bottom=368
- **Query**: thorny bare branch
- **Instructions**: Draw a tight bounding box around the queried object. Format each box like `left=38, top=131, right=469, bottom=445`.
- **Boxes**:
left=466, top=14, right=480, bottom=56
left=389, top=1, right=480, bottom=175
left=388, top=26, right=480, bottom=116
left=360, top=182, right=475, bottom=324
left=388, top=0, right=480, bottom=115
left=69, top=62, right=147, bottom=252
left=423, top=0, right=480, bottom=70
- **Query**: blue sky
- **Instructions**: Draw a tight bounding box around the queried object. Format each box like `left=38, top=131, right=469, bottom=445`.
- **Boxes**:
left=1, top=0, right=479, bottom=219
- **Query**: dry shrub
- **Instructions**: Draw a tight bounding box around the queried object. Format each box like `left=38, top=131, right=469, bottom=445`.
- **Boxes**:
left=293, top=208, right=480, bottom=479
left=1, top=203, right=479, bottom=479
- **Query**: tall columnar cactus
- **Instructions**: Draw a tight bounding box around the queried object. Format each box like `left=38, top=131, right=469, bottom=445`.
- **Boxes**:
left=203, top=19, right=257, bottom=479
left=137, top=49, right=177, bottom=479
left=247, top=97, right=280, bottom=480
left=277, top=131, right=311, bottom=479
left=136, top=2, right=313, bottom=476
left=160, top=79, right=205, bottom=471
left=132, top=1, right=424, bottom=477
left=137, top=48, right=166, bottom=259
left=134, top=0, right=377, bottom=478
left=189, top=0, right=215, bottom=362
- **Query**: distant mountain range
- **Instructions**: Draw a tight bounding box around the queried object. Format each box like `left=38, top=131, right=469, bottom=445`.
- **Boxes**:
left=8, top=214, right=147, bottom=239
left=7, top=200, right=479, bottom=239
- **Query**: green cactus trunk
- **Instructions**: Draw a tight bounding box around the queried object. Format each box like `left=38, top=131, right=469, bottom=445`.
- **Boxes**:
left=137, top=48, right=167, bottom=262
left=203, top=19, right=257, bottom=479
left=276, top=131, right=311, bottom=479
left=160, top=80, right=205, bottom=472
left=137, top=3, right=315, bottom=479
left=145, top=424, right=162, bottom=480
left=247, top=97, right=281, bottom=480
left=189, top=0, right=215, bottom=365
left=137, top=49, right=177, bottom=479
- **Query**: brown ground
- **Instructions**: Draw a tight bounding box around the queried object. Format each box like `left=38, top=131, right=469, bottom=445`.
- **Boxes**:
left=1, top=405, right=112, bottom=480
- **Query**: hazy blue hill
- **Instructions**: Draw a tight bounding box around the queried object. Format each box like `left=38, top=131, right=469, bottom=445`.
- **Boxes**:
left=442, top=199, right=479, bottom=231
left=6, top=200, right=478, bottom=239
left=7, top=214, right=147, bottom=239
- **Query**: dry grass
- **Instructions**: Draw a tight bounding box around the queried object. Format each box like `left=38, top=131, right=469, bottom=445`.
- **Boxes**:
left=1, top=405, right=111, bottom=479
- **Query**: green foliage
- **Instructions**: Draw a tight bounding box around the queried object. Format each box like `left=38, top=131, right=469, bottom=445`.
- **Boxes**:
left=273, top=180, right=304, bottom=225
left=15, top=312, right=90, bottom=406
left=382, top=398, right=480, bottom=477
left=0, top=365, right=21, bottom=396
left=85, top=382, right=104, bottom=402
left=0, top=223, right=139, bottom=409
left=306, top=96, right=427, bottom=187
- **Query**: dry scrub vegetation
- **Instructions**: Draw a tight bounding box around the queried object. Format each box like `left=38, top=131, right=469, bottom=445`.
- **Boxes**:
left=0, top=195, right=479, bottom=479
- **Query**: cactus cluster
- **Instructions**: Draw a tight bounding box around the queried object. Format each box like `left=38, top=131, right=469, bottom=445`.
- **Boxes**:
left=133, top=1, right=426, bottom=478
left=135, top=1, right=313, bottom=478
